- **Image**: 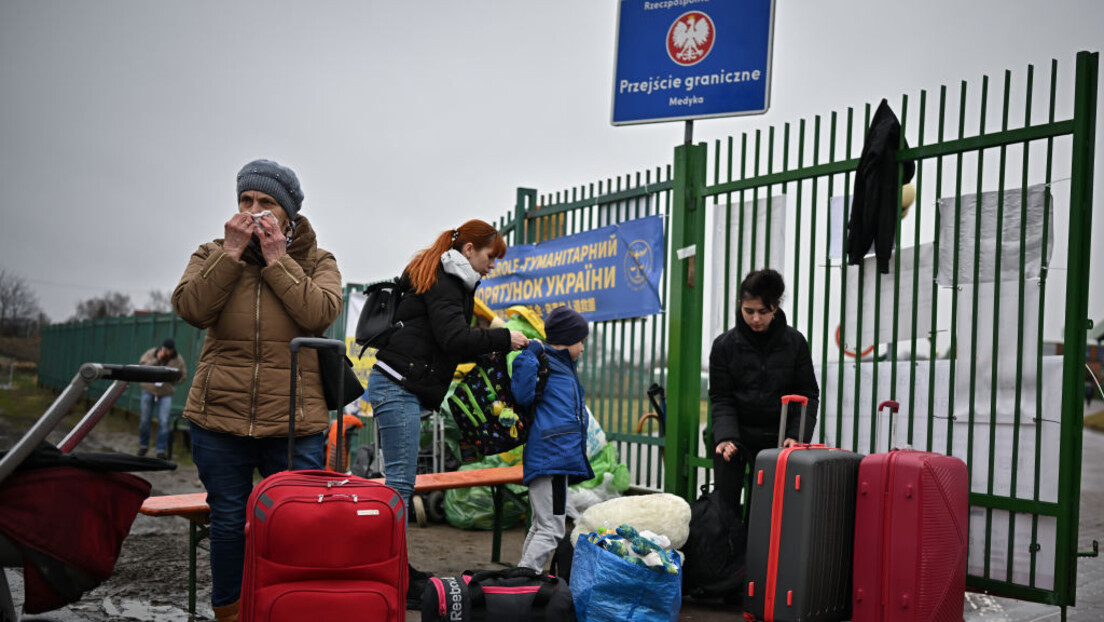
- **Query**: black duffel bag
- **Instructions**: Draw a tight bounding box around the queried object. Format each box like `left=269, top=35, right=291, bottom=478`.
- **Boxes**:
left=421, top=567, right=575, bottom=621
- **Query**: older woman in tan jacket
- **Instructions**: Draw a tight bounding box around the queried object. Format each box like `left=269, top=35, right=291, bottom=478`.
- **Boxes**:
left=172, top=159, right=341, bottom=622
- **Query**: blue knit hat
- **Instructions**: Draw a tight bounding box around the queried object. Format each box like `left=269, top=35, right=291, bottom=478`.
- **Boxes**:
left=236, top=159, right=304, bottom=220
left=544, top=306, right=589, bottom=346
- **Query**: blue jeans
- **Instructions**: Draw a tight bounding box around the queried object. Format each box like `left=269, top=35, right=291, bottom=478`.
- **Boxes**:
left=366, top=371, right=426, bottom=512
left=189, top=423, right=325, bottom=607
left=139, top=392, right=173, bottom=452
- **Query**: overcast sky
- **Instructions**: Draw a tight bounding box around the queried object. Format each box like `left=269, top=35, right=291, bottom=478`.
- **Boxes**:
left=1, top=0, right=1102, bottom=325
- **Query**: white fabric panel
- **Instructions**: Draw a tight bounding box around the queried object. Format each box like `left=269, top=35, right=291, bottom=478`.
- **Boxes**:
left=841, top=243, right=934, bottom=347
left=709, top=195, right=786, bottom=339
left=936, top=184, right=1052, bottom=285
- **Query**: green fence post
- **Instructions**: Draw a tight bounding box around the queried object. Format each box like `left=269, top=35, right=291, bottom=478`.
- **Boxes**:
left=664, top=143, right=707, bottom=499
left=515, top=188, right=536, bottom=245
left=1055, top=49, right=1098, bottom=608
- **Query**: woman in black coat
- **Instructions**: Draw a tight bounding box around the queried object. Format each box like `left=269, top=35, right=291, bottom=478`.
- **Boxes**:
left=707, top=268, right=819, bottom=512
left=368, top=219, right=529, bottom=606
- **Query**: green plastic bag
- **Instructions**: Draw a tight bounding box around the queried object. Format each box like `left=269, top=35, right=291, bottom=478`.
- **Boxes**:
left=443, top=454, right=529, bottom=530
left=576, top=443, right=630, bottom=492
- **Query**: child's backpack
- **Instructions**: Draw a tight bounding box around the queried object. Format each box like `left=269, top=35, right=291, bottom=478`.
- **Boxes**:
left=354, top=277, right=404, bottom=356
left=447, top=350, right=548, bottom=462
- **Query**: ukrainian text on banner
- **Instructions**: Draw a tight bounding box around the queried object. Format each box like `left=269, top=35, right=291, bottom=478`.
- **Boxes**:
left=477, top=215, right=665, bottom=322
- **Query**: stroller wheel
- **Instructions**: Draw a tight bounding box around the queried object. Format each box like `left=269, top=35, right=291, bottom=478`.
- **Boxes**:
left=425, top=490, right=446, bottom=524
left=412, top=494, right=428, bottom=528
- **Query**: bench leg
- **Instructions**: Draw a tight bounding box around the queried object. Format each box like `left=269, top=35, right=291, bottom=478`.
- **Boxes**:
left=492, top=484, right=504, bottom=565
left=187, top=520, right=210, bottom=617
left=189, top=521, right=198, bottom=616
left=490, top=485, right=529, bottom=566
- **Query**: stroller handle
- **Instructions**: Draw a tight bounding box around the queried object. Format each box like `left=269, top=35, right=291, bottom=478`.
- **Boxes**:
left=82, top=363, right=183, bottom=383
left=0, top=363, right=182, bottom=483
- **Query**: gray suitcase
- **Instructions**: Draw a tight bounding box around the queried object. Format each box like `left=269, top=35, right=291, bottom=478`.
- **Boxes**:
left=743, top=395, right=863, bottom=622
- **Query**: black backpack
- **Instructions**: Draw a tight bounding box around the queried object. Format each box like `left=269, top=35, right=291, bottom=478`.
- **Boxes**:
left=354, top=278, right=404, bottom=356
left=682, top=485, right=747, bottom=603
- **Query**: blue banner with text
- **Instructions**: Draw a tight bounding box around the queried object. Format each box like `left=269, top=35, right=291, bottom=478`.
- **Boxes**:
left=477, top=215, right=665, bottom=323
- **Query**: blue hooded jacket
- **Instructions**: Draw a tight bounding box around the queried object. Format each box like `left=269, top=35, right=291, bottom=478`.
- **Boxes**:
left=511, top=341, right=594, bottom=486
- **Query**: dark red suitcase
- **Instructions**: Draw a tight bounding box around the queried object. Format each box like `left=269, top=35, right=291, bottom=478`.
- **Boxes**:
left=240, top=337, right=407, bottom=622
left=744, top=395, right=863, bottom=622
left=851, top=400, right=968, bottom=622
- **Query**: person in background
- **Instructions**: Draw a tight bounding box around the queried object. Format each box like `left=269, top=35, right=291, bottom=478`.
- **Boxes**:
left=367, top=219, right=529, bottom=608
left=173, top=159, right=342, bottom=622
left=513, top=306, right=594, bottom=573
left=708, top=268, right=819, bottom=516
left=136, top=337, right=186, bottom=459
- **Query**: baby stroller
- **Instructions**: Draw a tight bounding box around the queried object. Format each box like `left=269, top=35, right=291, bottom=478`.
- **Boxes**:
left=0, top=362, right=179, bottom=620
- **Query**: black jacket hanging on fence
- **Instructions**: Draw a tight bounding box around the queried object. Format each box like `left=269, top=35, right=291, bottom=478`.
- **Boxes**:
left=847, top=99, right=916, bottom=273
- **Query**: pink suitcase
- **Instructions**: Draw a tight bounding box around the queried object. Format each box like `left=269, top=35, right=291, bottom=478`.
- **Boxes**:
left=852, top=400, right=969, bottom=622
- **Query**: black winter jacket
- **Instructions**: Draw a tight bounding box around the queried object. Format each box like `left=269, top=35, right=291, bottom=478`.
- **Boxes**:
left=375, top=268, right=511, bottom=410
left=847, top=99, right=916, bottom=273
left=708, top=310, right=819, bottom=450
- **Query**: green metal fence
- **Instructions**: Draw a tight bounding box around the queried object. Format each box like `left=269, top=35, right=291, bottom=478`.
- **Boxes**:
left=685, top=51, right=1096, bottom=608
left=39, top=312, right=204, bottom=418
left=37, top=296, right=351, bottom=422
left=491, top=51, right=1097, bottom=609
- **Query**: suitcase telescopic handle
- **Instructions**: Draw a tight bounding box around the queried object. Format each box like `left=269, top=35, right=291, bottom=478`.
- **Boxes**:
left=289, top=337, right=346, bottom=471
left=779, top=394, right=809, bottom=447
left=875, top=400, right=901, bottom=452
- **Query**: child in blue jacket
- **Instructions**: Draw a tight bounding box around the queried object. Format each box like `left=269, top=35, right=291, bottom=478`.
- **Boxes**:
left=512, top=306, right=595, bottom=572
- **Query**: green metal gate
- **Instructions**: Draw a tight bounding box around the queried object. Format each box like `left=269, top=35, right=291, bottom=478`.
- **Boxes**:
left=494, top=51, right=1097, bottom=608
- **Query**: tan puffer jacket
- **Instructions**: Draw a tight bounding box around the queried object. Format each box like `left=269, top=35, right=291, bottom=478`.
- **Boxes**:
left=172, top=215, right=342, bottom=438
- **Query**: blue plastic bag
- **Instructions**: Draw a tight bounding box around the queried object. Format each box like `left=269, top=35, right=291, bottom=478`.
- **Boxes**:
left=570, top=534, right=682, bottom=622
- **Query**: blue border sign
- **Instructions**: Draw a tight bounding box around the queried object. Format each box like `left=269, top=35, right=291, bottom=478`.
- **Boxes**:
left=476, top=215, right=665, bottom=323
left=611, top=0, right=776, bottom=125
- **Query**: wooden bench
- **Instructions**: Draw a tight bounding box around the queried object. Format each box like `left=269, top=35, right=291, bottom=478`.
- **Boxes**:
left=139, top=465, right=526, bottom=615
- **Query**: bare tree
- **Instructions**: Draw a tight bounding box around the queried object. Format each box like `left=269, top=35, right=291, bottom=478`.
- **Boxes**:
left=71, top=291, right=133, bottom=321
left=0, top=270, right=44, bottom=336
left=144, top=289, right=173, bottom=313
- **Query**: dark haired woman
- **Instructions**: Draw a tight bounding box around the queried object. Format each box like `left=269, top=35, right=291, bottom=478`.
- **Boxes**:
left=367, top=219, right=529, bottom=606
left=707, top=268, right=819, bottom=513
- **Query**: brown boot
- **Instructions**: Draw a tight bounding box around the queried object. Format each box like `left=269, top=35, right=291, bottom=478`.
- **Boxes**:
left=212, top=600, right=239, bottom=622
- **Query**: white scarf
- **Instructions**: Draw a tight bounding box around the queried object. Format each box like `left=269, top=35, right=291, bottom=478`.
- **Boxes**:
left=440, top=249, right=481, bottom=291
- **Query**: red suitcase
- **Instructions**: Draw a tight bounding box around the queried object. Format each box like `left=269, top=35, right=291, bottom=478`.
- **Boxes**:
left=744, top=395, right=863, bottom=622
left=851, top=400, right=968, bottom=622
left=240, top=338, right=408, bottom=622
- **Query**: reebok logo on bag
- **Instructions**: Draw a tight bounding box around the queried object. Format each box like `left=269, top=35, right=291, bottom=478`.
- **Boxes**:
left=433, top=576, right=469, bottom=621
left=355, top=277, right=405, bottom=356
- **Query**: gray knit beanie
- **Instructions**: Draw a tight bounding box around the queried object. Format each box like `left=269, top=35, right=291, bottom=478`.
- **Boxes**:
left=236, top=159, right=304, bottom=220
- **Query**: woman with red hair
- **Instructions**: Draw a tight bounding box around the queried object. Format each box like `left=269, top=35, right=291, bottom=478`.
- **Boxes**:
left=367, top=219, right=529, bottom=606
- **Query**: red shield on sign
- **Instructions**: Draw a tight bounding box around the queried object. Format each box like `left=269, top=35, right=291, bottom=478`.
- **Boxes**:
left=667, top=11, right=716, bottom=66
